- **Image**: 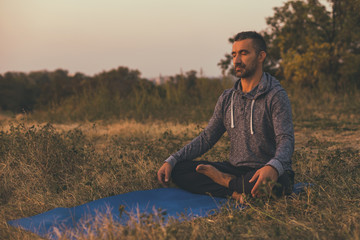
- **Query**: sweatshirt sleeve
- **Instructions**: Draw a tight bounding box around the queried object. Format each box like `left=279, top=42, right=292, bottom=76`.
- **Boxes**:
left=165, top=92, right=227, bottom=167
left=266, top=90, right=294, bottom=176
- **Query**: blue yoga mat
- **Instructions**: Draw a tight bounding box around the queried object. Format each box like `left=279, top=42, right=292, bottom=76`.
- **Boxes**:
left=8, top=183, right=310, bottom=239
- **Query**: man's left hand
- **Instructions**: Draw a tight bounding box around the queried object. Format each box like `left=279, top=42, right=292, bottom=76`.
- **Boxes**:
left=249, top=165, right=279, bottom=197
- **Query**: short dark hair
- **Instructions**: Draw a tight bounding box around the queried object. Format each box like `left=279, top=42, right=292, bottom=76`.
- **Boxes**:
left=234, top=31, right=267, bottom=54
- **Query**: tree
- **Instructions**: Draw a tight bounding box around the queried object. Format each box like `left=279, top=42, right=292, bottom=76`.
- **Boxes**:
left=217, top=37, right=235, bottom=77
left=0, top=72, right=36, bottom=112
left=94, top=66, right=142, bottom=97
left=218, top=0, right=360, bottom=91
left=265, top=0, right=360, bottom=91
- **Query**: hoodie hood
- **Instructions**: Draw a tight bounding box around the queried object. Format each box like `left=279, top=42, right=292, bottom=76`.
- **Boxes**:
left=230, top=72, right=281, bottom=132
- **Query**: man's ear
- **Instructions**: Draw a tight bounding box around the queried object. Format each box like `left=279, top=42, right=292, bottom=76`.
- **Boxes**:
left=258, top=51, right=267, bottom=63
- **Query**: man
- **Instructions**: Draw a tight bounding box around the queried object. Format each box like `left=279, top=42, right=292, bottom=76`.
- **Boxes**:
left=157, top=31, right=294, bottom=203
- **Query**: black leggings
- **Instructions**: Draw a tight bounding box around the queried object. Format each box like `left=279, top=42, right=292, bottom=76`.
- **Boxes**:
left=171, top=161, right=294, bottom=198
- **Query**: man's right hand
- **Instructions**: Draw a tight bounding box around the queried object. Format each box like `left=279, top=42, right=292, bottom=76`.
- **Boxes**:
left=157, top=162, right=173, bottom=187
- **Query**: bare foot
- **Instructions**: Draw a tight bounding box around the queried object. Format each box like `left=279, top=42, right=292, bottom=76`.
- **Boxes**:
left=196, top=164, right=236, bottom=188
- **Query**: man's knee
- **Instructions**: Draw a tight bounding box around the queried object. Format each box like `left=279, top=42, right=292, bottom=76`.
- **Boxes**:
left=273, top=170, right=295, bottom=196
left=172, top=161, right=195, bottom=179
left=228, top=169, right=295, bottom=196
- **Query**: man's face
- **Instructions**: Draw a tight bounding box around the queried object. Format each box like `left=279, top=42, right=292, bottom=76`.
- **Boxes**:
left=232, top=39, right=262, bottom=78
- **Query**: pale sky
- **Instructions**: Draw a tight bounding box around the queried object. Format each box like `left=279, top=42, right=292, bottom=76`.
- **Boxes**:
left=0, top=0, right=286, bottom=78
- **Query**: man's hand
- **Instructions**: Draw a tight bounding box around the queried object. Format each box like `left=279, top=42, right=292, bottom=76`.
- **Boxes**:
left=157, top=162, right=173, bottom=187
left=249, top=165, right=279, bottom=197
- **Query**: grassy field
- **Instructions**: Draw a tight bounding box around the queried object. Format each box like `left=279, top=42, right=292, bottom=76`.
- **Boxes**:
left=0, top=114, right=359, bottom=239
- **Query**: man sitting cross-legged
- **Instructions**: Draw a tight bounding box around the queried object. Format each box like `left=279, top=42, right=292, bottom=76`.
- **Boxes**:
left=157, top=31, right=295, bottom=203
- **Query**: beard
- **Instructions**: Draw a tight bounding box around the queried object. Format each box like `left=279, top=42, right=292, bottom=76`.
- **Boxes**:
left=235, top=60, right=258, bottom=78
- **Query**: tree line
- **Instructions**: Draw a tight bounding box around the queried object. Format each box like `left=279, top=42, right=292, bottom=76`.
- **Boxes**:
left=0, top=68, right=139, bottom=113
left=1, top=0, right=359, bottom=122
left=0, top=67, right=233, bottom=122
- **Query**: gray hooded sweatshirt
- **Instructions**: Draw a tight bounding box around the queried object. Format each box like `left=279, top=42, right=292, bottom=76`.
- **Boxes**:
left=165, top=72, right=294, bottom=176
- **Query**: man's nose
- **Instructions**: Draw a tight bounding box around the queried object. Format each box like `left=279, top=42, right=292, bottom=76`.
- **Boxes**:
left=234, top=54, right=242, bottom=63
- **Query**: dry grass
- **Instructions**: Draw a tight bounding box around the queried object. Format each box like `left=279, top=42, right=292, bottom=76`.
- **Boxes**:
left=1, top=115, right=359, bottom=239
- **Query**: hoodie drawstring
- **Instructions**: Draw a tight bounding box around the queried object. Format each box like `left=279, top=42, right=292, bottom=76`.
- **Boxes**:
left=250, top=99, right=255, bottom=135
left=230, top=91, right=235, bottom=128
left=230, top=91, right=255, bottom=134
